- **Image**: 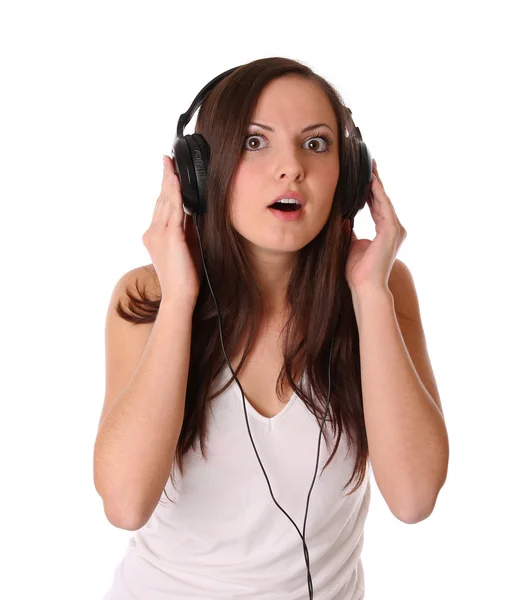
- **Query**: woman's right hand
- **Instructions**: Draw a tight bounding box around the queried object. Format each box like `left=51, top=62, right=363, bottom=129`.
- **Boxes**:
left=142, top=155, right=203, bottom=306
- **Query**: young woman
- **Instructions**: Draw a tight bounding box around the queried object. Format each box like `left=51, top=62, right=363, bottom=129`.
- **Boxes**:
left=94, top=57, right=449, bottom=600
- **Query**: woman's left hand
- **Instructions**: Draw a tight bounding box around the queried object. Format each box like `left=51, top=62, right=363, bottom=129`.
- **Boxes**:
left=343, top=159, right=407, bottom=292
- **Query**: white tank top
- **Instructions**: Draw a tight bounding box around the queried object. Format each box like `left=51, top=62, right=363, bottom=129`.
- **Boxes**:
left=103, top=365, right=371, bottom=599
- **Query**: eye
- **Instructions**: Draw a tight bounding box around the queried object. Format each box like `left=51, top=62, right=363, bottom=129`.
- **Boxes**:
left=243, top=132, right=334, bottom=153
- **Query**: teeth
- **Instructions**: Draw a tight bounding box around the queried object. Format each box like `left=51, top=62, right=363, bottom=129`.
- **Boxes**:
left=276, top=198, right=300, bottom=204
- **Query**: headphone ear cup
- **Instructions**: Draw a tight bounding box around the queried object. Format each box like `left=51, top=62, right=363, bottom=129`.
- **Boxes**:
left=187, top=133, right=210, bottom=215
left=172, top=136, right=199, bottom=216
left=356, top=141, right=373, bottom=212
left=343, top=139, right=373, bottom=223
left=172, top=134, right=211, bottom=217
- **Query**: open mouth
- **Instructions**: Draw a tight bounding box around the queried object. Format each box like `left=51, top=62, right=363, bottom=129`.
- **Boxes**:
left=268, top=201, right=302, bottom=212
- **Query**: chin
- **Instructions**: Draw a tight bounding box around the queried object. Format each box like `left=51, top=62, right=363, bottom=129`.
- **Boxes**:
left=233, top=216, right=323, bottom=252
left=258, top=236, right=313, bottom=254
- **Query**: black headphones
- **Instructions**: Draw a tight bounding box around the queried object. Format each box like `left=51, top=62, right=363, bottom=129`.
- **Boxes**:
left=169, top=65, right=373, bottom=600
left=171, top=65, right=373, bottom=225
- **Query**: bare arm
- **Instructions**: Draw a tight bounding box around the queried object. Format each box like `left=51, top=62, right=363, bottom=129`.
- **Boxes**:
left=93, top=297, right=195, bottom=530
left=352, top=284, right=448, bottom=524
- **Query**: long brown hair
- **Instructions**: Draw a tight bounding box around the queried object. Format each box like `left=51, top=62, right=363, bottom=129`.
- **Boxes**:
left=117, top=56, right=369, bottom=503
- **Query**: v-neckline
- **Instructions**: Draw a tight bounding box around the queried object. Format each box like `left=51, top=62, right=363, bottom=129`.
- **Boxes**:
left=241, top=387, right=299, bottom=424
left=223, top=367, right=304, bottom=425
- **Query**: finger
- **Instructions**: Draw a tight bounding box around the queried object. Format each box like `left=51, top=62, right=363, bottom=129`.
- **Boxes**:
left=162, top=154, right=178, bottom=189
left=161, top=155, right=169, bottom=190
left=370, top=174, right=387, bottom=200
left=159, top=156, right=177, bottom=202
left=369, top=175, right=391, bottom=211
left=372, top=159, right=383, bottom=188
left=153, top=156, right=182, bottom=228
left=164, top=153, right=174, bottom=173
left=370, top=175, right=403, bottom=229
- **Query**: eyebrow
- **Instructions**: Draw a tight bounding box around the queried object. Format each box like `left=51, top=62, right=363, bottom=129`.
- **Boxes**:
left=249, top=121, right=335, bottom=134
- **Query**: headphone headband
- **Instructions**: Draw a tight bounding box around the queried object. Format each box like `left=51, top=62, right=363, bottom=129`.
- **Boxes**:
left=175, top=65, right=363, bottom=144
left=176, top=66, right=241, bottom=139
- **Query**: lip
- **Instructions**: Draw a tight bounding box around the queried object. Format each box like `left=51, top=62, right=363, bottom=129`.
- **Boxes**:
left=268, top=205, right=305, bottom=221
left=268, top=190, right=306, bottom=208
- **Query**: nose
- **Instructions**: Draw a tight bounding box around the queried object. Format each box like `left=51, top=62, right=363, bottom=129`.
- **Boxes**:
left=274, top=145, right=305, bottom=182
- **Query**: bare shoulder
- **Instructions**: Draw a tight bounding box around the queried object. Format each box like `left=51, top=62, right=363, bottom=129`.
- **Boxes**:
left=117, top=263, right=162, bottom=305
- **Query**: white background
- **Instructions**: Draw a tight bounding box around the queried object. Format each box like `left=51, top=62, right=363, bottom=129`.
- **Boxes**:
left=1, top=1, right=523, bottom=598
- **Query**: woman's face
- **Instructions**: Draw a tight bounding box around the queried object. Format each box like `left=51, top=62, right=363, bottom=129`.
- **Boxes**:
left=228, top=75, right=340, bottom=261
